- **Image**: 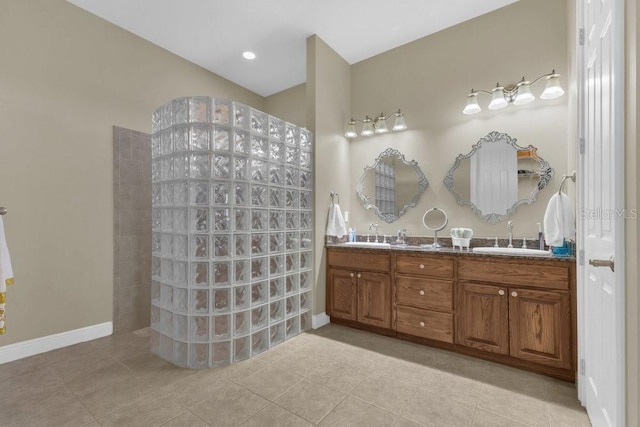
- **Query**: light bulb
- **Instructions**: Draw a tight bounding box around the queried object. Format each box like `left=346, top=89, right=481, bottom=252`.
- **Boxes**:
left=392, top=111, right=407, bottom=131
left=541, top=74, right=565, bottom=99
left=345, top=120, right=357, bottom=138
left=374, top=114, right=388, bottom=134
left=361, top=117, right=374, bottom=136
left=513, top=81, right=535, bottom=105
left=488, top=86, right=508, bottom=110
left=463, top=92, right=481, bottom=115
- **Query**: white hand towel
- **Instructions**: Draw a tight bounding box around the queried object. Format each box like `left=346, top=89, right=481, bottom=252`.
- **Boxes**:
left=543, top=192, right=575, bottom=247
left=326, top=204, right=347, bottom=238
left=0, top=216, right=14, bottom=335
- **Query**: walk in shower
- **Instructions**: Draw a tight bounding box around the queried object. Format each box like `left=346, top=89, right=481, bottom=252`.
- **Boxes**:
left=150, top=97, right=313, bottom=368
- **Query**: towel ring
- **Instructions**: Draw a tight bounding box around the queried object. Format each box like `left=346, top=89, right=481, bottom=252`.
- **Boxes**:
left=558, top=171, right=576, bottom=194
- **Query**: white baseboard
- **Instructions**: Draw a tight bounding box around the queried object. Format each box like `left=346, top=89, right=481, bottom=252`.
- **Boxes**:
left=312, top=312, right=330, bottom=329
left=0, top=322, right=113, bottom=365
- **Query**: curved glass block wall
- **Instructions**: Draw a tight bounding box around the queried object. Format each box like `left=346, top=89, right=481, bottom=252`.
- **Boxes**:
left=150, top=97, right=313, bottom=368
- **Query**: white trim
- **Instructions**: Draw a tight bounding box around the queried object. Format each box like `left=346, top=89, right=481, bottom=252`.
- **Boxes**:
left=0, top=322, right=113, bottom=364
left=312, top=312, right=330, bottom=329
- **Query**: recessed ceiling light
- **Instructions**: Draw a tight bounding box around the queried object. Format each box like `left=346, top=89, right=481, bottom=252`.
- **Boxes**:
left=242, top=51, right=256, bottom=60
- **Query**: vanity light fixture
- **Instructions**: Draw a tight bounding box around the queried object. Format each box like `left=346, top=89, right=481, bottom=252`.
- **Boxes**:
left=345, top=110, right=406, bottom=139
left=463, top=70, right=564, bottom=115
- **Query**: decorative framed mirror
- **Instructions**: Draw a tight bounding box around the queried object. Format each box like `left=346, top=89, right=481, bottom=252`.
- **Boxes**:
left=356, top=148, right=429, bottom=223
left=443, top=131, right=554, bottom=224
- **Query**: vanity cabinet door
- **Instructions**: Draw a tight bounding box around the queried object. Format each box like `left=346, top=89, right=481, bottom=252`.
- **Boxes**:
left=457, top=282, right=509, bottom=355
left=327, top=268, right=357, bottom=321
left=509, top=288, right=572, bottom=369
left=357, top=272, right=391, bottom=329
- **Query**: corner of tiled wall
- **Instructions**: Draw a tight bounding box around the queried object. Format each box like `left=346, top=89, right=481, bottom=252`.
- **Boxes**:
left=113, top=126, right=152, bottom=334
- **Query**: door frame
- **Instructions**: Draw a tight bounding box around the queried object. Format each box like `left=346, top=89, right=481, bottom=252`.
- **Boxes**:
left=576, top=0, right=626, bottom=424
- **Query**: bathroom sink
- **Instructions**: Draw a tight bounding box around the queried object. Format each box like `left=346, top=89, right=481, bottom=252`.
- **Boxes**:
left=341, top=242, right=391, bottom=248
left=472, top=247, right=551, bottom=257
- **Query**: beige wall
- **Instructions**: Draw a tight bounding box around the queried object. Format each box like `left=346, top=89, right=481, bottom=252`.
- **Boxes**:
left=306, top=36, right=351, bottom=315
left=349, top=0, right=569, bottom=241
left=625, top=0, right=639, bottom=424
left=265, top=84, right=306, bottom=128
left=0, top=0, right=264, bottom=345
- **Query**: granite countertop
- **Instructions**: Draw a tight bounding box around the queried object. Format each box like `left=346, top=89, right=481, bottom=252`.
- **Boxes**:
left=325, top=242, right=576, bottom=262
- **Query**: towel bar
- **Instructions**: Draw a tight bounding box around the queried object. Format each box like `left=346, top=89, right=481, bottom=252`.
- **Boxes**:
left=330, top=191, right=340, bottom=204
left=0, top=207, right=6, bottom=215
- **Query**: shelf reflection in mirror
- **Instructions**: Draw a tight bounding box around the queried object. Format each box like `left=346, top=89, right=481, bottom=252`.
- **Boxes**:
left=357, top=148, right=428, bottom=223
left=443, top=131, right=554, bottom=224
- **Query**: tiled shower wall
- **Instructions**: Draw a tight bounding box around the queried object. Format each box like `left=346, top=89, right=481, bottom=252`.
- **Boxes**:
left=113, top=126, right=152, bottom=333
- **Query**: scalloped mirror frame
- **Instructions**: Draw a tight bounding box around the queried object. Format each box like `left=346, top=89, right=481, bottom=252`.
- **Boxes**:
left=443, top=131, right=554, bottom=224
left=357, top=148, right=429, bottom=223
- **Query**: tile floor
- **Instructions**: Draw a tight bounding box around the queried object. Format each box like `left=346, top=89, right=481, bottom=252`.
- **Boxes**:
left=0, top=324, right=591, bottom=426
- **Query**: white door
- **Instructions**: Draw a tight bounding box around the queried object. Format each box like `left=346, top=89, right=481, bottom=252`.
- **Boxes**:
left=579, top=0, right=625, bottom=425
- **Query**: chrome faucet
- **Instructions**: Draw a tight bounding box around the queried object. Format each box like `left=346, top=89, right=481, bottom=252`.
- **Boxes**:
left=369, top=223, right=380, bottom=243
left=507, top=221, right=514, bottom=248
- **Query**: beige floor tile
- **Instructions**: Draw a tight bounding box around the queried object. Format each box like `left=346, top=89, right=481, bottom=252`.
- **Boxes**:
left=241, top=403, right=312, bottom=427
left=77, top=375, right=158, bottom=419
left=547, top=401, right=591, bottom=427
left=190, top=382, right=269, bottom=425
left=1, top=385, right=78, bottom=425
left=351, top=373, right=416, bottom=415
left=418, top=368, right=486, bottom=407
left=275, top=379, right=346, bottom=424
left=120, top=351, right=196, bottom=388
left=37, top=341, right=97, bottom=366
left=306, top=359, right=369, bottom=394
left=392, top=416, right=424, bottom=427
left=376, top=357, right=438, bottom=388
left=318, top=396, right=398, bottom=427
left=9, top=401, right=94, bottom=427
left=96, top=392, right=185, bottom=427
left=47, top=350, right=117, bottom=383
left=401, top=387, right=475, bottom=427
left=161, top=410, right=209, bottom=427
left=0, top=366, right=62, bottom=402
left=161, top=368, right=232, bottom=408
left=65, top=361, right=134, bottom=397
left=478, top=383, right=550, bottom=426
left=0, top=353, right=50, bottom=382
left=234, top=365, right=303, bottom=400
left=471, top=408, right=530, bottom=426
left=218, top=357, right=267, bottom=381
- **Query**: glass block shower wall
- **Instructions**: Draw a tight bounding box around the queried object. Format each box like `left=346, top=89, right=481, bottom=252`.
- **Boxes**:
left=150, top=97, right=314, bottom=368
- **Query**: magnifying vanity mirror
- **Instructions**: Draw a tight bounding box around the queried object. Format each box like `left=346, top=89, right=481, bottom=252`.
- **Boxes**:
left=357, top=148, right=428, bottom=223
left=443, top=131, right=554, bottom=224
left=422, top=207, right=448, bottom=249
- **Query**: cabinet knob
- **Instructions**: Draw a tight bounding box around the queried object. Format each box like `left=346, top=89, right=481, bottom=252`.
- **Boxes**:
left=511, top=291, right=518, bottom=297
left=419, top=264, right=425, bottom=269
left=350, top=273, right=354, bottom=278
left=498, top=290, right=505, bottom=296
left=419, top=290, right=425, bottom=296
left=357, top=273, right=361, bottom=278
left=419, top=321, right=425, bottom=327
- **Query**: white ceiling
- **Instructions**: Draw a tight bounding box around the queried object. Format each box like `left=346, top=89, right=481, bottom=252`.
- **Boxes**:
left=67, top=0, right=518, bottom=97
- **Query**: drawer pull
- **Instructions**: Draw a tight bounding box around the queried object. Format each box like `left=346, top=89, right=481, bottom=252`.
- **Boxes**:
left=419, top=264, right=425, bottom=269
left=419, top=290, right=425, bottom=296
left=350, top=273, right=354, bottom=278
left=511, top=291, right=518, bottom=297
left=419, top=321, right=425, bottom=327
left=357, top=273, right=361, bottom=278
left=498, top=290, right=505, bottom=296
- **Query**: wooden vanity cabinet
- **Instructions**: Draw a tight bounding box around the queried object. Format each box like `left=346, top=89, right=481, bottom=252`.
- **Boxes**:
left=395, top=254, right=455, bottom=343
left=457, top=258, right=573, bottom=370
left=326, top=248, right=392, bottom=330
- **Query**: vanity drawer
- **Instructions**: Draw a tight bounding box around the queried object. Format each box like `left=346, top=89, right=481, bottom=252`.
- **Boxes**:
left=327, top=249, right=390, bottom=272
left=395, top=254, right=454, bottom=279
left=458, top=259, right=569, bottom=290
left=396, top=306, right=454, bottom=343
left=396, top=276, right=453, bottom=311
